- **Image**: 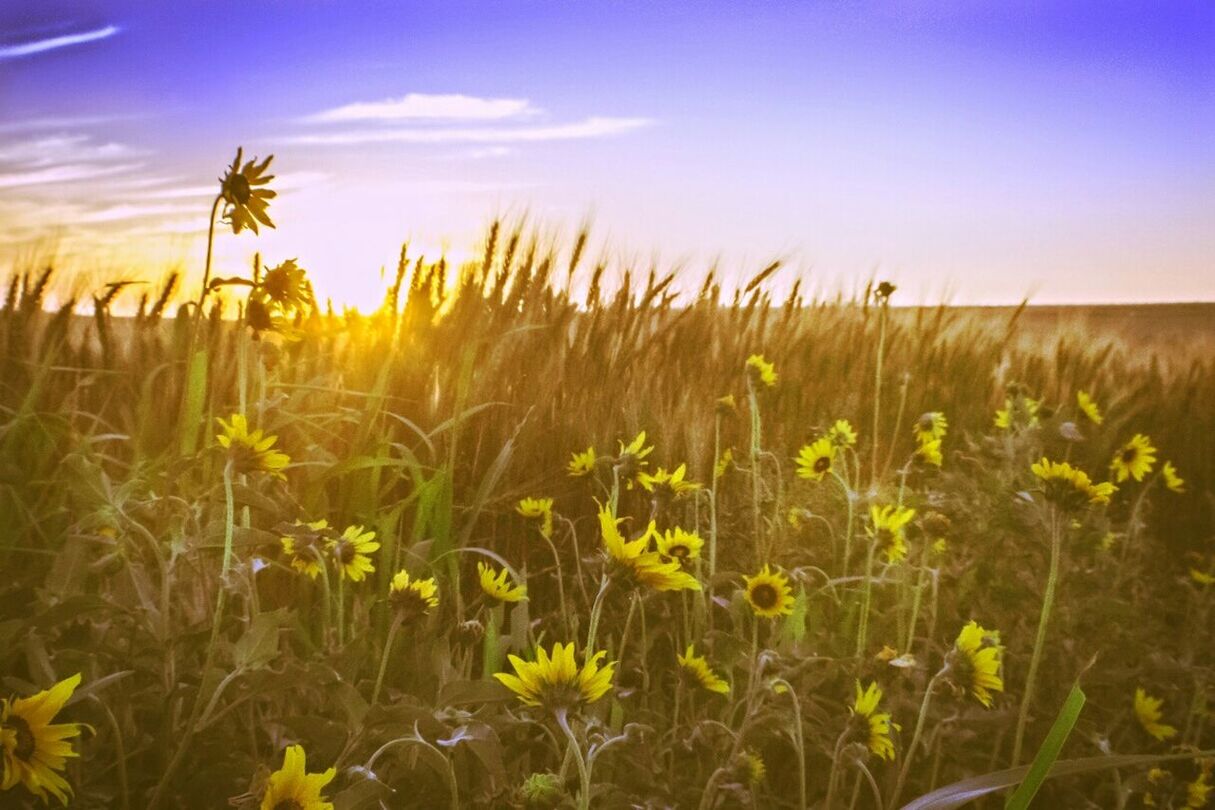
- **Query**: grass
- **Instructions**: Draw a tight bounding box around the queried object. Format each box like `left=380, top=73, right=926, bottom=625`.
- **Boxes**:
left=0, top=153, right=1212, bottom=809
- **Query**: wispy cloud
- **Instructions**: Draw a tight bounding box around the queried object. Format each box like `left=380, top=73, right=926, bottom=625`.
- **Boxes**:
left=0, top=25, right=120, bottom=60
left=286, top=116, right=653, bottom=146
left=0, top=135, right=138, bottom=167
left=0, top=162, right=142, bottom=189
left=306, top=93, right=538, bottom=123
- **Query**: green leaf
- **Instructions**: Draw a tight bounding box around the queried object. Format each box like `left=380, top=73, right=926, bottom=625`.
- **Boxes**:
left=179, top=349, right=208, bottom=455
left=1005, top=682, right=1085, bottom=810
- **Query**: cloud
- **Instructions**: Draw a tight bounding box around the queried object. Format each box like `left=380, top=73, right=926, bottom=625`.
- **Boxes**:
left=285, top=116, right=653, bottom=146
left=0, top=162, right=142, bottom=189
left=0, top=25, right=120, bottom=60
left=76, top=203, right=200, bottom=224
left=0, top=134, right=137, bottom=167
left=306, top=93, right=538, bottom=123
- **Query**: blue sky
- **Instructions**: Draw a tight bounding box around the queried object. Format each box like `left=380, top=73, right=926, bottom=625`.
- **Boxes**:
left=1, top=1, right=1212, bottom=306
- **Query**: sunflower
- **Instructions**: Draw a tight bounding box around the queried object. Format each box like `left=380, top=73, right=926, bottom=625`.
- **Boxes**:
left=215, top=413, right=290, bottom=478
left=851, top=680, right=896, bottom=762
left=1189, top=768, right=1213, bottom=808
left=742, top=750, right=766, bottom=785
left=260, top=744, right=335, bottom=810
left=495, top=642, right=615, bottom=711
left=389, top=569, right=439, bottom=618
left=1076, top=391, right=1103, bottom=425
left=716, top=394, right=738, bottom=416
left=745, top=354, right=777, bottom=387
left=994, top=395, right=1040, bottom=431
left=1030, top=457, right=1117, bottom=508
left=869, top=504, right=916, bottom=564
left=714, top=448, right=734, bottom=479
left=743, top=564, right=795, bottom=618
left=914, top=437, right=943, bottom=468
left=259, top=258, right=311, bottom=312
left=638, top=464, right=700, bottom=499
left=615, top=431, right=654, bottom=486
left=1162, top=461, right=1186, bottom=494
left=656, top=527, right=703, bottom=563
left=828, top=419, right=858, bottom=448
left=478, top=562, right=527, bottom=603
left=220, top=147, right=276, bottom=235
left=1111, top=434, right=1157, bottom=483
left=947, top=621, right=1004, bottom=708
left=598, top=506, right=701, bottom=592
left=327, top=525, right=379, bottom=582
left=795, top=437, right=836, bottom=481
left=0, top=673, right=83, bottom=805
left=280, top=519, right=333, bottom=579
left=1134, top=688, right=1178, bottom=742
left=677, top=645, right=730, bottom=694
left=516, top=497, right=554, bottom=539
left=567, top=447, right=597, bottom=477
left=913, top=411, right=947, bottom=444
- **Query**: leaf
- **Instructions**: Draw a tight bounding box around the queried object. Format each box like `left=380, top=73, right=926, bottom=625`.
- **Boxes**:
left=232, top=610, right=288, bottom=670
left=1005, top=682, right=1085, bottom=810
left=178, top=349, right=208, bottom=455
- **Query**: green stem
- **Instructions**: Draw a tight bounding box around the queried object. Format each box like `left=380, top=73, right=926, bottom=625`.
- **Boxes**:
left=584, top=574, right=611, bottom=656
left=747, top=379, right=764, bottom=562
left=856, top=531, right=877, bottom=658
left=870, top=300, right=887, bottom=489
left=889, top=669, right=944, bottom=809
left=556, top=709, right=591, bottom=810
left=1012, top=509, right=1063, bottom=765
left=834, top=471, right=854, bottom=579
left=371, top=615, right=403, bottom=705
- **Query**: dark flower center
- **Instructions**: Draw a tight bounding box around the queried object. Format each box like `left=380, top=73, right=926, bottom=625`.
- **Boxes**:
left=334, top=541, right=356, bottom=565
left=750, top=583, right=778, bottom=609
left=5, top=715, right=36, bottom=760
left=1121, top=448, right=1138, bottom=464
left=227, top=173, right=252, bottom=204
left=670, top=545, right=690, bottom=559
left=273, top=800, right=304, bottom=810
left=814, top=456, right=831, bottom=474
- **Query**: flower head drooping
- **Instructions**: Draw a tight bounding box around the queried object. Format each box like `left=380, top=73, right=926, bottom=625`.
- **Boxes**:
left=994, top=390, right=1041, bottom=431
left=741, top=750, right=766, bottom=785
left=1111, top=434, right=1157, bottom=483
left=516, top=497, right=554, bottom=539
left=1134, top=688, right=1178, bottom=742
left=1188, top=766, right=1213, bottom=808
left=677, top=645, right=730, bottom=695
left=743, top=564, right=796, bottom=618
left=328, top=525, right=379, bottom=582
left=1076, top=391, right=1104, bottom=425
left=389, top=569, right=439, bottom=618
left=280, top=519, right=334, bottom=579
left=656, top=527, right=704, bottom=563
left=714, top=447, right=734, bottom=480
left=851, top=680, right=896, bottom=762
left=495, top=642, right=615, bottom=711
left=598, top=505, right=701, bottom=592
left=1162, top=461, right=1186, bottom=494
left=1031, top=458, right=1117, bottom=509
left=216, top=413, right=290, bottom=478
left=795, top=437, right=836, bottom=482
left=914, top=437, right=943, bottom=468
left=477, top=561, right=527, bottom=603
left=567, top=447, right=597, bottom=478
left=220, top=147, right=276, bottom=235
left=947, top=621, right=1005, bottom=708
left=259, top=258, right=311, bottom=312
left=616, top=431, right=654, bottom=486
left=913, top=412, right=948, bottom=444
left=828, top=419, right=858, bottom=448
left=0, top=673, right=83, bottom=805
left=745, top=354, right=777, bottom=387
left=638, top=464, right=701, bottom=500
left=259, top=744, right=335, bottom=810
left=869, top=504, right=916, bottom=564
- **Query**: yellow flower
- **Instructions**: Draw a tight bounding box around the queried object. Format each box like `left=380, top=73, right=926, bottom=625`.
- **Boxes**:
left=328, top=525, right=379, bottom=582
left=616, top=431, right=654, bottom=485
left=0, top=673, right=83, bottom=805
left=389, top=569, right=439, bottom=616
left=949, top=621, right=1004, bottom=708
left=1111, top=434, right=1157, bottom=483
left=1188, top=767, right=1212, bottom=808
left=716, top=394, right=738, bottom=416
left=795, top=437, right=836, bottom=481
left=913, top=411, right=947, bottom=443
left=1031, top=457, right=1117, bottom=508
left=259, top=258, right=311, bottom=312
left=495, top=642, right=615, bottom=710
left=914, top=437, right=943, bottom=468
left=828, top=419, right=858, bottom=448
left=745, top=354, right=777, bottom=387
left=260, top=744, right=335, bottom=810
left=619, top=431, right=653, bottom=462
left=869, top=504, right=916, bottom=564
left=516, top=497, right=554, bottom=539
left=220, top=147, right=276, bottom=235
left=656, top=527, right=704, bottom=562
left=1134, top=688, right=1178, bottom=742
left=852, top=681, right=896, bottom=762
left=742, top=750, right=766, bottom=785
left=280, top=519, right=333, bottom=579
left=1162, top=461, right=1186, bottom=494
left=743, top=565, right=795, bottom=618
left=994, top=396, right=1040, bottom=430
left=638, top=464, right=701, bottom=498
left=714, top=448, right=734, bottom=480
left=567, top=447, right=597, bottom=477
left=1191, top=568, right=1215, bottom=586
left=598, top=506, right=701, bottom=592
left=215, top=413, right=290, bottom=478
left=477, top=562, right=527, bottom=603
left=677, top=645, right=730, bottom=695
left=1077, top=391, right=1103, bottom=425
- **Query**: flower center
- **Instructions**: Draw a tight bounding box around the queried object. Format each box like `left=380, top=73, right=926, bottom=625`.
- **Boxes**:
left=5, top=715, right=36, bottom=761
left=335, top=541, right=356, bottom=564
left=813, top=456, right=831, bottom=474
left=670, top=545, right=690, bottom=559
left=227, top=173, right=252, bottom=204
left=750, top=583, right=778, bottom=609
left=273, top=801, right=304, bottom=810
left=1121, top=447, right=1138, bottom=464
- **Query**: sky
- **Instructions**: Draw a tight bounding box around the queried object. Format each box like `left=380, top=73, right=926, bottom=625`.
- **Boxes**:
left=1, top=1, right=1213, bottom=308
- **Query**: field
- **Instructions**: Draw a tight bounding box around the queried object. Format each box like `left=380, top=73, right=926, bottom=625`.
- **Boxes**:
left=1, top=196, right=1213, bottom=808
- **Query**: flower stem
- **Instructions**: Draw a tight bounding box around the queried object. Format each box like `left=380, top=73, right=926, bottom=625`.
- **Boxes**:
left=856, top=533, right=877, bottom=658
left=889, top=669, right=943, bottom=809
left=584, top=574, right=611, bottom=657
left=556, top=709, right=591, bottom=810
left=747, top=378, right=764, bottom=562
left=1012, top=508, right=1063, bottom=765
left=371, top=615, right=403, bottom=705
